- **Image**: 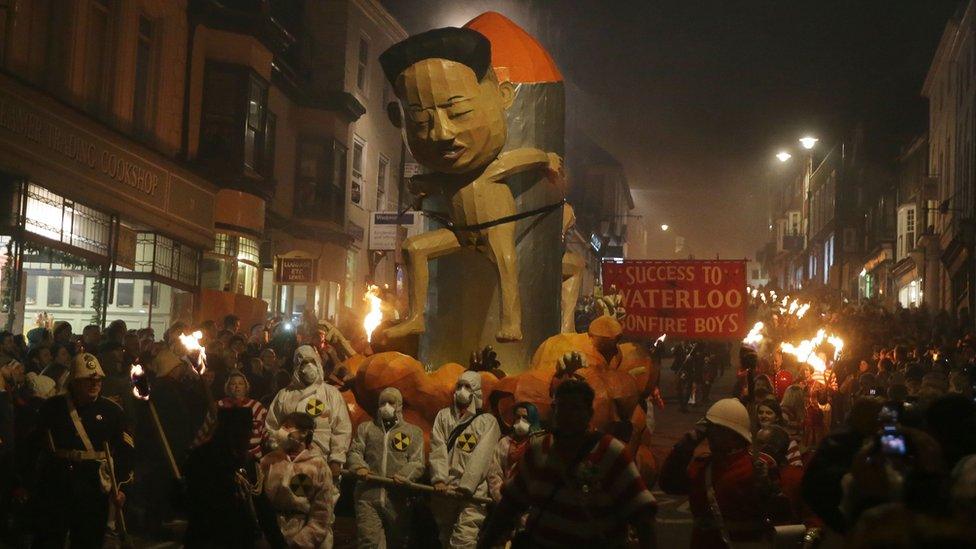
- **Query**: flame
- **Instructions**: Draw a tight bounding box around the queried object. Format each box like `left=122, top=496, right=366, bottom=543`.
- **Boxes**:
left=742, top=321, right=765, bottom=346
left=779, top=329, right=844, bottom=373
left=130, top=362, right=149, bottom=400
left=796, top=303, right=811, bottom=318
left=178, top=330, right=207, bottom=374
left=363, top=285, right=383, bottom=343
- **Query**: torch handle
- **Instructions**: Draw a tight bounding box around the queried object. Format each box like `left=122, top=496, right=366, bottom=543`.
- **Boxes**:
left=148, top=400, right=182, bottom=480
left=103, top=441, right=128, bottom=541
left=340, top=469, right=492, bottom=505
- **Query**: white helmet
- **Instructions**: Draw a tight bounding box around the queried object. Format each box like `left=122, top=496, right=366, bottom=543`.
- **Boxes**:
left=699, top=398, right=752, bottom=443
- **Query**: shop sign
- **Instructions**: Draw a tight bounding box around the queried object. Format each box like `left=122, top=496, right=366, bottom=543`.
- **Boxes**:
left=601, top=259, right=747, bottom=340
left=274, top=257, right=318, bottom=284
left=0, top=76, right=215, bottom=248
left=347, top=221, right=365, bottom=242
left=369, top=211, right=421, bottom=251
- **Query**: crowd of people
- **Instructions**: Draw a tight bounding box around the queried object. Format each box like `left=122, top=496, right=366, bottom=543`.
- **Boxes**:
left=0, top=313, right=657, bottom=549
left=2, top=295, right=976, bottom=548
left=657, top=298, right=976, bottom=547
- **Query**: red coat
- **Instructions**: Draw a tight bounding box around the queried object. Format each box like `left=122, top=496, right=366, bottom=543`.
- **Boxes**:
left=685, top=450, right=773, bottom=548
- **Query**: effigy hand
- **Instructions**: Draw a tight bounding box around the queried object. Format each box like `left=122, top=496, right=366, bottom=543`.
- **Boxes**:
left=556, top=351, right=587, bottom=377
left=469, top=346, right=500, bottom=372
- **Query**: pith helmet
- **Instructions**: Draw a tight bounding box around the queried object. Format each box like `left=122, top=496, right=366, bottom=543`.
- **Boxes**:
left=71, top=352, right=105, bottom=380
left=699, top=398, right=752, bottom=443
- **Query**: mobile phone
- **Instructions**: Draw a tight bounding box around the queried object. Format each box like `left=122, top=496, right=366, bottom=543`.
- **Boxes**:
left=868, top=388, right=878, bottom=396
left=878, top=427, right=907, bottom=456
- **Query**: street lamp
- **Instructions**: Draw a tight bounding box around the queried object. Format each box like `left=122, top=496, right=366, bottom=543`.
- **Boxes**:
left=799, top=136, right=819, bottom=150
left=776, top=151, right=792, bottom=162
left=660, top=224, right=670, bottom=232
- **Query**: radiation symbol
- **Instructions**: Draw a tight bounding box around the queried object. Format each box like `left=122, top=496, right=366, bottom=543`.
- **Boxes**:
left=457, top=432, right=478, bottom=453
left=305, top=398, right=325, bottom=417
left=289, top=473, right=314, bottom=497
left=391, top=431, right=411, bottom=451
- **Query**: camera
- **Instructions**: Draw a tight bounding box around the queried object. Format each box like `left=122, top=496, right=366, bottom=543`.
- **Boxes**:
left=878, top=427, right=907, bottom=456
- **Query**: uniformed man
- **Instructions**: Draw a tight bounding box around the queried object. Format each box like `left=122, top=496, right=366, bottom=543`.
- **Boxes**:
left=659, top=398, right=781, bottom=548
left=33, top=352, right=133, bottom=547
left=430, top=370, right=500, bottom=548
left=266, top=345, right=351, bottom=548
left=347, top=387, right=425, bottom=549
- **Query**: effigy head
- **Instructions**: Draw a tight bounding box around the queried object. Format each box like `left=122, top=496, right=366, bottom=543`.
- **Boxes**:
left=380, top=27, right=512, bottom=175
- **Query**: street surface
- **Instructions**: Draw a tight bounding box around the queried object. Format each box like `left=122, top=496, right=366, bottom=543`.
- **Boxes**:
left=648, top=358, right=736, bottom=548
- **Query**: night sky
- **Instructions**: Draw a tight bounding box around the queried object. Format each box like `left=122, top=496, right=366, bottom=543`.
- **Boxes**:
left=381, top=0, right=962, bottom=260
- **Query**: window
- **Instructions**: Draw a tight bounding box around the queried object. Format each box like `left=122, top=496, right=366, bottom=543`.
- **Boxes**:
left=294, top=138, right=347, bottom=223
left=788, top=211, right=801, bottom=236
left=351, top=137, right=365, bottom=207
left=897, top=205, right=916, bottom=260
left=69, top=276, right=86, bottom=308
left=142, top=281, right=159, bottom=307
left=356, top=36, right=369, bottom=92
left=344, top=249, right=356, bottom=308
left=25, top=274, right=37, bottom=305
left=116, top=279, right=134, bottom=307
left=376, top=155, right=388, bottom=209
left=85, top=0, right=116, bottom=116
left=244, top=76, right=267, bottom=171
left=133, top=15, right=156, bottom=135
left=200, top=234, right=261, bottom=298
left=199, top=63, right=273, bottom=178
left=46, top=276, right=64, bottom=307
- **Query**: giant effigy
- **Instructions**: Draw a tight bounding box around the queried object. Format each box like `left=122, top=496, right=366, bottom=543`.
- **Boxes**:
left=336, top=13, right=661, bottom=486
left=377, top=14, right=565, bottom=370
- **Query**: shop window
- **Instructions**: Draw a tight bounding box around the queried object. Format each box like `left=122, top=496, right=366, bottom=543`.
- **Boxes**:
left=85, top=0, right=116, bottom=117
left=25, top=275, right=37, bottom=305
left=351, top=137, right=365, bottom=207
left=897, top=205, right=916, bottom=261
left=141, top=282, right=159, bottom=307
left=46, top=276, right=64, bottom=307
left=133, top=14, right=157, bottom=136
left=294, top=138, right=346, bottom=224
left=24, top=184, right=111, bottom=257
left=116, top=279, right=133, bottom=307
left=134, top=233, right=199, bottom=288
left=201, top=233, right=261, bottom=298
left=69, top=276, right=86, bottom=308
left=199, top=63, right=273, bottom=178
left=376, top=155, right=388, bottom=209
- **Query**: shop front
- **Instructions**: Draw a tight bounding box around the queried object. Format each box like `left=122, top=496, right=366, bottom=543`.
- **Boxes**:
left=0, top=74, right=216, bottom=333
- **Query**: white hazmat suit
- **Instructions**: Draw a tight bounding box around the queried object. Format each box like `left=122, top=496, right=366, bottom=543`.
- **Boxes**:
left=429, top=370, right=500, bottom=548
left=266, top=345, right=351, bottom=548
left=346, top=387, right=425, bottom=549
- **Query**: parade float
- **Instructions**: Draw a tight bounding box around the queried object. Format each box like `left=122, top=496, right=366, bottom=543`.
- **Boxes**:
left=321, top=12, right=662, bottom=484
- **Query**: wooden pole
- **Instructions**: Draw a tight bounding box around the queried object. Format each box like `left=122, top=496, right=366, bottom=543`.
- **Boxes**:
left=103, top=441, right=128, bottom=542
left=148, top=400, right=182, bottom=480
left=341, top=469, right=492, bottom=505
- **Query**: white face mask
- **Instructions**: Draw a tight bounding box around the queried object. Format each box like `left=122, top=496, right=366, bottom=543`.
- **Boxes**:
left=454, top=387, right=473, bottom=407
left=274, top=428, right=300, bottom=451
left=379, top=403, right=396, bottom=420
left=513, top=418, right=530, bottom=437
left=298, top=362, right=319, bottom=384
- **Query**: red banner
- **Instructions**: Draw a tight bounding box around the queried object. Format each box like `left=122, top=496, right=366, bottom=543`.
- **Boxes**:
left=601, top=259, right=747, bottom=340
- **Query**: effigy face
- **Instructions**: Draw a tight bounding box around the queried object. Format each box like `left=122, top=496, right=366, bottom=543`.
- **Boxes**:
left=395, top=59, right=509, bottom=175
